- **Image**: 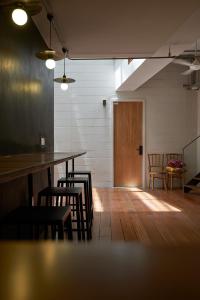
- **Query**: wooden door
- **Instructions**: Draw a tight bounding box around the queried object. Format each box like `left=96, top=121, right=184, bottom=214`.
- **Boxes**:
left=114, top=101, right=143, bottom=187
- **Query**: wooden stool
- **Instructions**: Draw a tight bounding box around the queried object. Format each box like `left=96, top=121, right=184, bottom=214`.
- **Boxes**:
left=57, top=177, right=92, bottom=240
left=0, top=206, right=72, bottom=240
left=68, top=171, right=93, bottom=219
left=38, top=187, right=84, bottom=240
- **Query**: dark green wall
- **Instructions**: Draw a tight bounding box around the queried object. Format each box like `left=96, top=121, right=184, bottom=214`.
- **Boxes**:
left=0, top=8, right=54, bottom=154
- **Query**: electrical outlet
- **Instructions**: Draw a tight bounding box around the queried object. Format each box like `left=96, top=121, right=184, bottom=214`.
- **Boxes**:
left=40, top=137, right=46, bottom=147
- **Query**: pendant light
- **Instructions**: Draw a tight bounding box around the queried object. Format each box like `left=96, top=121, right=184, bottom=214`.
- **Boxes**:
left=54, top=48, right=75, bottom=91
left=0, top=1, right=42, bottom=26
left=12, top=6, right=28, bottom=26
left=36, top=14, right=61, bottom=70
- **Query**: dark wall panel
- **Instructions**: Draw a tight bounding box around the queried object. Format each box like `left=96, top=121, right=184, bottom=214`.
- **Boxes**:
left=0, top=8, right=54, bottom=154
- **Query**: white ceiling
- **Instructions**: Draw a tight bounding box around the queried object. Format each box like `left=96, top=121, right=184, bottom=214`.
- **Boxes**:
left=33, top=0, right=200, bottom=58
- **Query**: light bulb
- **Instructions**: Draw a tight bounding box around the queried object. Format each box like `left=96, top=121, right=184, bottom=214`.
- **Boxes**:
left=61, top=83, right=68, bottom=91
left=45, top=59, right=56, bottom=70
left=12, top=8, right=28, bottom=26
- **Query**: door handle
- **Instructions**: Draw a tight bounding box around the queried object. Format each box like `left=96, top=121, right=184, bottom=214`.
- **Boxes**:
left=136, top=145, right=143, bottom=155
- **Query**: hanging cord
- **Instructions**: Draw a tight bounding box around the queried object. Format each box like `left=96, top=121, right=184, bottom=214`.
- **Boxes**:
left=168, top=46, right=171, bottom=57
left=49, top=16, right=51, bottom=48
left=42, top=0, right=68, bottom=51
left=47, top=14, right=53, bottom=49
left=62, top=48, right=68, bottom=77
left=64, top=51, right=66, bottom=76
left=195, top=40, right=197, bottom=57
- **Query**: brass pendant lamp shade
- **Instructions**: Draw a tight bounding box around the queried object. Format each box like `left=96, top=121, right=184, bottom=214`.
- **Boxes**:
left=54, top=75, right=75, bottom=84
left=54, top=48, right=75, bottom=85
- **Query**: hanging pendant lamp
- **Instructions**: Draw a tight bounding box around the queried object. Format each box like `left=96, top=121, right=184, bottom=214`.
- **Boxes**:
left=0, top=1, right=42, bottom=26
left=36, top=14, right=61, bottom=69
left=54, top=48, right=75, bottom=90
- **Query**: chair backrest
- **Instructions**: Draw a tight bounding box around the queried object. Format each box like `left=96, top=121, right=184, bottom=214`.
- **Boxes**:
left=166, top=153, right=183, bottom=163
left=148, top=154, right=164, bottom=172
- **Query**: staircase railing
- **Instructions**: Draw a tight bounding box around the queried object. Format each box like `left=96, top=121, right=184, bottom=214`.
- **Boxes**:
left=183, top=135, right=200, bottom=184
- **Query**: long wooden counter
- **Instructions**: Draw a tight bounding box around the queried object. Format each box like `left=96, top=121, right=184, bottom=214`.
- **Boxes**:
left=0, top=152, right=86, bottom=184
left=0, top=152, right=86, bottom=218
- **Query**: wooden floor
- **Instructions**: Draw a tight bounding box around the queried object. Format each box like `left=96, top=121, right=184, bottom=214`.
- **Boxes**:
left=91, top=187, right=200, bottom=245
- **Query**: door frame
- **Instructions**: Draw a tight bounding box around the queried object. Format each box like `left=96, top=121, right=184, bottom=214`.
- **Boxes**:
left=112, top=99, right=146, bottom=188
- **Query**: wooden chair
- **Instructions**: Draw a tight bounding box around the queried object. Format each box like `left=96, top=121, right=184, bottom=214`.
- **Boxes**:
left=165, top=153, right=185, bottom=190
left=148, top=154, right=167, bottom=190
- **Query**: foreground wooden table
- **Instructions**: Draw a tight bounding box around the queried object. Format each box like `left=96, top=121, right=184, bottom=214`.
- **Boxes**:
left=0, top=241, right=199, bottom=300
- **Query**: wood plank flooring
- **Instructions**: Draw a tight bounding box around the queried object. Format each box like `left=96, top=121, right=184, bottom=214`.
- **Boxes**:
left=91, top=187, right=200, bottom=245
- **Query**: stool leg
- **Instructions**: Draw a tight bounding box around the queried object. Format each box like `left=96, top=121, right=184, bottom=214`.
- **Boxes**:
left=58, top=222, right=64, bottom=240
left=38, top=194, right=42, bottom=206
left=66, top=214, right=73, bottom=240
left=88, top=173, right=93, bottom=219
left=51, top=225, right=56, bottom=240
left=79, top=193, right=85, bottom=240
left=84, top=182, right=91, bottom=240
left=35, top=225, right=40, bottom=240
left=17, top=224, right=21, bottom=240
left=75, top=195, right=81, bottom=241
left=44, top=224, right=48, bottom=239
left=56, top=181, right=61, bottom=205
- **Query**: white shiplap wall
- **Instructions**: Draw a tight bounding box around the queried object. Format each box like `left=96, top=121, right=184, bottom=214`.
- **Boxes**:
left=54, top=60, right=116, bottom=187
left=54, top=61, right=198, bottom=187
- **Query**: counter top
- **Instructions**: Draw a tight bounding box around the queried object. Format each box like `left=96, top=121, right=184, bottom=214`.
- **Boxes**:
left=0, top=152, right=86, bottom=183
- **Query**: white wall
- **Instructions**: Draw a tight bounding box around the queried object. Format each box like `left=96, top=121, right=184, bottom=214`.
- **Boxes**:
left=54, top=60, right=198, bottom=187
left=54, top=59, right=116, bottom=187
left=115, top=59, right=145, bottom=89
left=117, top=64, right=198, bottom=185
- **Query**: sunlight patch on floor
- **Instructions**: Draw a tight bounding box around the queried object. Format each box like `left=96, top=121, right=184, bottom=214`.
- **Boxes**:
left=93, top=188, right=104, bottom=212
left=136, top=192, right=181, bottom=212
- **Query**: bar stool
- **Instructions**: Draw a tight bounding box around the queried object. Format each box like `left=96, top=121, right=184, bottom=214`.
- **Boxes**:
left=57, top=177, right=92, bottom=239
left=68, top=171, right=93, bottom=217
left=0, top=206, right=72, bottom=240
left=38, top=186, right=85, bottom=240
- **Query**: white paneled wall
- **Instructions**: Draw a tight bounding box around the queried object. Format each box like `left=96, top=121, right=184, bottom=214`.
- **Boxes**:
left=54, top=61, right=198, bottom=187
left=54, top=60, right=116, bottom=187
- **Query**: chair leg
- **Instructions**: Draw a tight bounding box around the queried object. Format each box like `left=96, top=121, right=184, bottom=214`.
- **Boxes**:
left=148, top=176, right=151, bottom=189
left=152, top=176, right=154, bottom=190
left=170, top=174, right=173, bottom=190
left=164, top=177, right=167, bottom=191
left=181, top=175, right=184, bottom=189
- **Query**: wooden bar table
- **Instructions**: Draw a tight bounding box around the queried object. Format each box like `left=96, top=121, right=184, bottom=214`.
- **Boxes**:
left=0, top=152, right=86, bottom=218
